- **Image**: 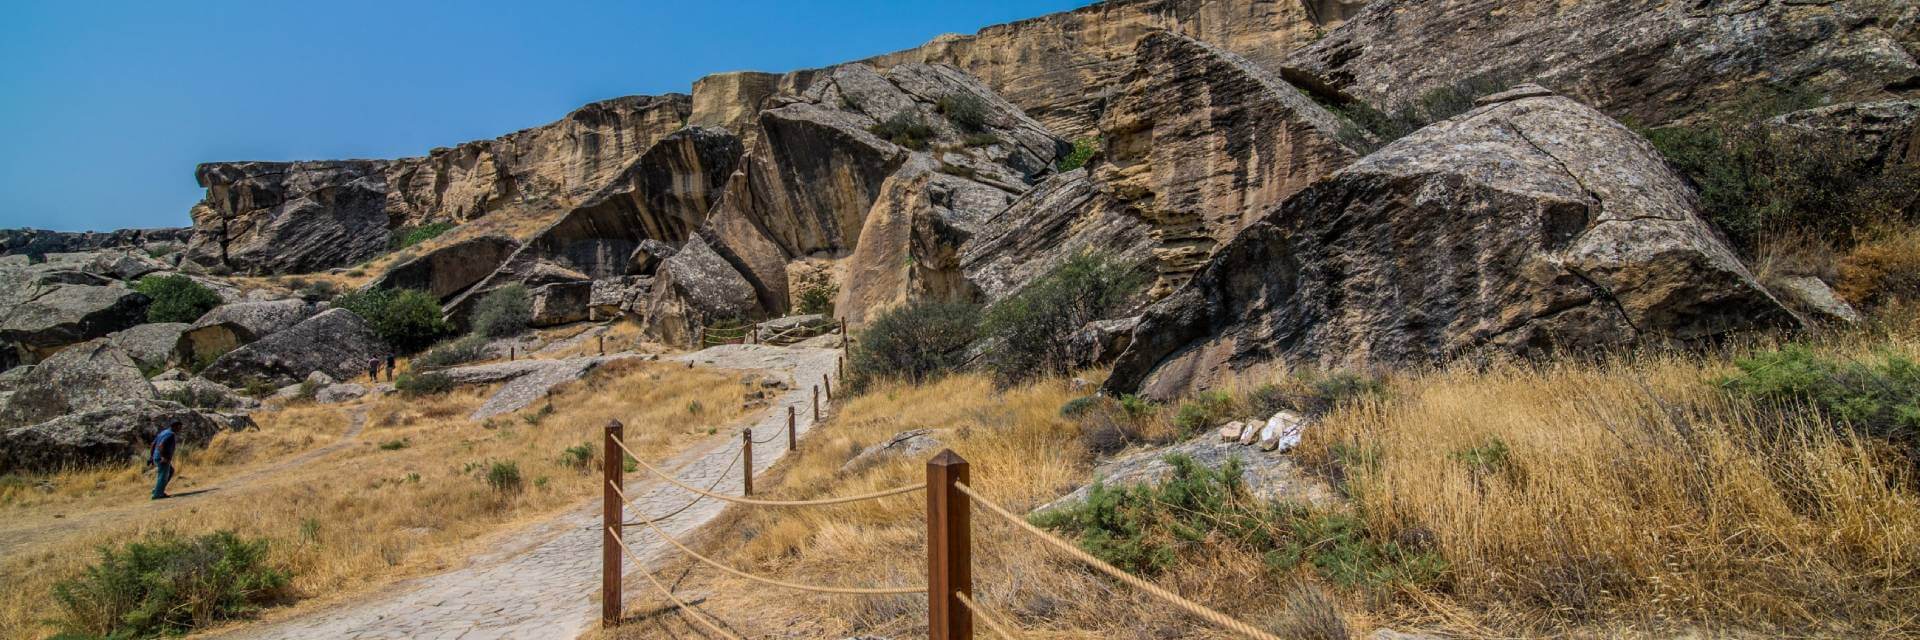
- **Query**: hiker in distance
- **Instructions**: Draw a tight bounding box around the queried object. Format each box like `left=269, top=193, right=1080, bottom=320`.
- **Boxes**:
left=368, top=356, right=381, bottom=383
left=385, top=353, right=396, bottom=381
left=148, top=421, right=179, bottom=500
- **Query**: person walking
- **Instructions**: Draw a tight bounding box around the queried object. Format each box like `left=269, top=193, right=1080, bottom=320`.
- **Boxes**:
left=148, top=421, right=178, bottom=500
left=367, top=356, right=380, bottom=383
left=385, top=353, right=396, bottom=382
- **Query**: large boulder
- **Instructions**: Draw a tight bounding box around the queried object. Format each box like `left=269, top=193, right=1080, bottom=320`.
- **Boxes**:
left=1106, top=88, right=1800, bottom=399
left=960, top=169, right=1155, bottom=304
left=84, top=251, right=172, bottom=280
left=642, top=235, right=765, bottom=345
left=0, top=339, right=155, bottom=428
left=1097, top=31, right=1365, bottom=295
left=368, top=235, right=520, bottom=300
left=173, top=299, right=316, bottom=368
left=529, top=281, right=594, bottom=327
left=835, top=157, right=1011, bottom=325
left=151, top=377, right=260, bottom=411
left=590, top=276, right=653, bottom=319
left=0, top=399, right=226, bottom=472
left=199, top=308, right=386, bottom=387
left=106, top=322, right=192, bottom=372
left=183, top=161, right=396, bottom=275
left=0, top=283, right=149, bottom=367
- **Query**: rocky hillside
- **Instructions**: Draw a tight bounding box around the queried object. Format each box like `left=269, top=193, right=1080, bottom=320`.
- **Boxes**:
left=3, top=0, right=1917, bottom=468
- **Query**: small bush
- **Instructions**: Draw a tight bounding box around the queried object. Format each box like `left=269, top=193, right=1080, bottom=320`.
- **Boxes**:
left=51, top=530, right=290, bottom=638
left=1118, top=394, right=1156, bottom=419
left=868, top=112, right=935, bottom=150
left=1056, top=137, right=1097, bottom=172
left=1837, top=228, right=1920, bottom=310
left=935, top=93, right=990, bottom=132
left=389, top=222, right=456, bottom=251
left=333, top=287, right=454, bottom=353
left=133, top=275, right=222, bottom=324
left=1173, top=390, right=1235, bottom=433
left=378, top=438, right=410, bottom=451
left=794, top=272, right=839, bottom=317
left=296, top=379, right=321, bottom=403
left=851, top=302, right=982, bottom=386
left=961, top=133, right=1001, bottom=148
left=983, top=251, right=1146, bottom=385
left=1059, top=396, right=1101, bottom=417
left=241, top=379, right=277, bottom=399
left=471, top=284, right=532, bottom=338
left=1331, top=72, right=1514, bottom=150
left=485, top=461, right=523, bottom=494
left=395, top=372, right=455, bottom=397
left=560, top=444, right=593, bottom=470
left=1721, top=345, right=1920, bottom=464
left=413, top=334, right=490, bottom=370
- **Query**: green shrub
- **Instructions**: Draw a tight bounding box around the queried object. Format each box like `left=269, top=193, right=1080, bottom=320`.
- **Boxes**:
left=851, top=301, right=982, bottom=386
left=133, top=275, right=222, bottom=324
left=1060, top=396, right=1101, bottom=417
left=1056, top=137, right=1097, bottom=172
left=1722, top=345, right=1920, bottom=463
left=1173, top=390, right=1235, bottom=433
left=935, top=93, right=990, bottom=132
left=868, top=112, right=935, bottom=150
left=470, top=284, right=532, bottom=338
left=961, top=133, right=1001, bottom=148
left=389, top=222, right=456, bottom=251
left=332, top=287, right=453, bottom=353
left=560, top=443, right=593, bottom=470
left=51, top=530, right=290, bottom=638
left=1330, top=72, right=1514, bottom=150
left=413, top=334, right=490, bottom=370
left=378, top=438, right=410, bottom=451
left=485, top=461, right=523, bottom=494
left=1118, top=394, right=1156, bottom=419
left=394, top=372, right=455, bottom=397
left=300, top=280, right=338, bottom=301
left=982, top=251, right=1146, bottom=385
left=794, top=272, right=839, bottom=317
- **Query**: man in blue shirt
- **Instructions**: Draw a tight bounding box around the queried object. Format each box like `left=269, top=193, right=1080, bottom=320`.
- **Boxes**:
left=149, top=421, right=178, bottom=500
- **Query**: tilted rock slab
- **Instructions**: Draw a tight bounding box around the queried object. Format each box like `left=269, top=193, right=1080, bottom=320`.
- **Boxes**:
left=200, top=308, right=386, bottom=387
left=173, top=299, right=315, bottom=368
left=643, top=235, right=764, bottom=346
left=368, top=235, right=520, bottom=300
left=0, top=339, right=155, bottom=428
left=0, top=281, right=149, bottom=367
left=1106, top=88, right=1800, bottom=399
left=0, top=399, right=228, bottom=472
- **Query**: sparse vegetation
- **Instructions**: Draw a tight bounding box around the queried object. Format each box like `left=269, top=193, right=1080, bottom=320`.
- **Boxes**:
left=388, top=222, right=456, bottom=251
left=51, top=530, right=290, bottom=639
left=484, top=461, right=523, bottom=494
left=868, top=112, right=935, bottom=150
left=1721, top=344, right=1919, bottom=466
left=849, top=301, right=982, bottom=387
left=935, top=93, right=989, bottom=132
left=793, top=271, right=838, bottom=317
left=1837, top=227, right=1920, bottom=310
left=132, top=274, right=222, bottom=324
left=332, top=287, right=454, bottom=353
left=394, top=371, right=455, bottom=397
left=1056, top=137, right=1097, bottom=172
left=1329, top=72, right=1515, bottom=150
left=413, top=334, right=491, bottom=370
left=471, top=284, right=532, bottom=338
left=1171, top=390, right=1234, bottom=433
left=982, top=251, right=1145, bottom=385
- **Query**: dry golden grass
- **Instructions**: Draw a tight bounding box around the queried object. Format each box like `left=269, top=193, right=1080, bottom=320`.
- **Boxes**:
left=0, top=360, right=755, bottom=640
left=1837, top=226, right=1920, bottom=311
left=608, top=327, right=1920, bottom=639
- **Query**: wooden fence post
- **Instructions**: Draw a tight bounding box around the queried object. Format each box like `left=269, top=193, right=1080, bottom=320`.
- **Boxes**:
left=598, top=334, right=605, bottom=355
left=695, top=326, right=704, bottom=350
left=742, top=428, right=754, bottom=496
left=787, top=405, right=797, bottom=450
left=823, top=373, right=833, bottom=401
left=602, top=420, right=624, bottom=628
left=927, top=450, right=972, bottom=640
left=839, top=355, right=845, bottom=384
left=509, top=345, right=515, bottom=362
left=813, top=385, right=820, bottom=422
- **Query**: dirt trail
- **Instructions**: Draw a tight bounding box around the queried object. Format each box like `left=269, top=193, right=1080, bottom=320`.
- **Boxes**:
left=206, top=345, right=841, bottom=640
left=0, top=405, right=372, bottom=558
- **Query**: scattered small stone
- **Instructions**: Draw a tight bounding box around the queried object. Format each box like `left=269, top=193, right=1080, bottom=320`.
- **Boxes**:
left=1217, top=421, right=1245, bottom=442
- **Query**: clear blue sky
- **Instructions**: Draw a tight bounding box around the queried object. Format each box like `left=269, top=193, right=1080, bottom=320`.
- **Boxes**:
left=0, top=0, right=1093, bottom=232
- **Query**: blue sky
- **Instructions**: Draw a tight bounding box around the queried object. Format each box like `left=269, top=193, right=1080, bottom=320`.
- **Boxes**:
left=0, top=0, right=1092, bottom=232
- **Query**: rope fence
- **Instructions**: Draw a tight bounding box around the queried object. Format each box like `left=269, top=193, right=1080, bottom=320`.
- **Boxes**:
left=954, top=591, right=1021, bottom=640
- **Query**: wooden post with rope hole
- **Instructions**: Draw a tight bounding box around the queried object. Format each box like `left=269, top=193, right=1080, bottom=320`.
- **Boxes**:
left=926, top=450, right=972, bottom=640
left=742, top=428, right=754, bottom=496
left=813, top=385, right=820, bottom=422
left=823, top=373, right=833, bottom=401
left=787, top=405, right=797, bottom=450
left=601, top=420, right=623, bottom=628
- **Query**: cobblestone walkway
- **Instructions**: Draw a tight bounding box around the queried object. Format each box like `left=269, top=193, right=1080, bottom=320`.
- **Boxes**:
left=216, top=345, right=841, bottom=640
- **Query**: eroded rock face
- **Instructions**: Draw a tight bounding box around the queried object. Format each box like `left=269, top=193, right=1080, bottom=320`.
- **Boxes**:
left=960, top=169, right=1156, bottom=304
left=643, top=235, right=764, bottom=345
left=837, top=158, right=1013, bottom=325
left=1098, top=31, right=1364, bottom=295
left=1770, top=98, right=1920, bottom=171
left=0, top=283, right=149, bottom=367
left=1285, top=0, right=1920, bottom=127
left=691, top=71, right=783, bottom=135
left=368, top=235, right=519, bottom=300
left=200, top=308, right=386, bottom=387
left=186, top=95, right=693, bottom=275
left=1106, top=89, right=1800, bottom=399
left=0, top=399, right=223, bottom=472
left=174, top=299, right=316, bottom=368
left=0, top=339, right=155, bottom=428
left=0, top=227, right=190, bottom=260
left=107, top=322, right=192, bottom=372
left=529, top=281, right=593, bottom=327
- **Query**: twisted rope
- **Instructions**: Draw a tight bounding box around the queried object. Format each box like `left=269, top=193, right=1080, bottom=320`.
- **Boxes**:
left=750, top=428, right=787, bottom=446
left=607, top=527, right=742, bottom=640
left=612, top=437, right=924, bottom=507
left=955, top=591, right=1023, bottom=640
left=953, top=482, right=1284, bottom=640
left=613, top=482, right=926, bottom=595
left=613, top=447, right=743, bottom=528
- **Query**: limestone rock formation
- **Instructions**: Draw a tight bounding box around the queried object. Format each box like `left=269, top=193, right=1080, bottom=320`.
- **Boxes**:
left=1097, top=31, right=1364, bottom=294
left=85, top=251, right=172, bottom=280
left=643, top=235, right=764, bottom=345
left=1284, top=0, right=1920, bottom=128
left=367, top=235, right=520, bottom=300
left=529, top=281, right=593, bottom=327
left=1770, top=99, right=1920, bottom=173
left=837, top=157, right=1013, bottom=324
left=0, top=283, right=149, bottom=367
left=0, top=339, right=155, bottom=428
left=186, top=95, right=693, bottom=275
left=0, top=227, right=190, bottom=260
left=0, top=399, right=225, bottom=472
left=691, top=71, right=782, bottom=134
left=590, top=276, right=652, bottom=319
left=174, top=299, right=316, bottom=368
left=1107, top=89, right=1800, bottom=399
left=152, top=377, right=260, bottom=411
left=107, top=322, right=192, bottom=372
left=960, top=170, right=1156, bottom=304
left=199, top=308, right=386, bottom=387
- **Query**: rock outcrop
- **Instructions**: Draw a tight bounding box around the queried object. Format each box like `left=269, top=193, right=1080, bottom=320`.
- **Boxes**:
left=643, top=236, right=764, bottom=345
left=691, top=71, right=783, bottom=134
left=960, top=170, right=1156, bottom=304
left=184, top=160, right=396, bottom=275
left=1284, top=0, right=1920, bottom=128
left=107, top=322, right=192, bottom=372
left=0, top=227, right=190, bottom=260
left=1107, top=88, right=1800, bottom=399
left=368, top=235, right=519, bottom=300
left=0, top=339, right=154, bottom=428
left=200, top=308, right=386, bottom=387
left=174, top=299, right=316, bottom=368
left=0, top=399, right=225, bottom=472
left=0, top=283, right=149, bottom=367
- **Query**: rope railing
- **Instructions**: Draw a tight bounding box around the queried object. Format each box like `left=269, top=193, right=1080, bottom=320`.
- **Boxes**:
left=606, top=447, right=742, bottom=529
left=610, top=436, right=925, bottom=507
left=951, top=481, right=1285, bottom=640
left=611, top=481, right=926, bottom=595
left=954, top=591, right=1021, bottom=640
left=607, top=526, right=743, bottom=640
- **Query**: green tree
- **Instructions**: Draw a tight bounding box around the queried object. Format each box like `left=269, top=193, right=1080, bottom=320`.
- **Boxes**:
left=470, top=284, right=532, bottom=338
left=132, top=275, right=222, bottom=324
left=983, top=251, right=1145, bottom=385
left=332, top=287, right=452, bottom=353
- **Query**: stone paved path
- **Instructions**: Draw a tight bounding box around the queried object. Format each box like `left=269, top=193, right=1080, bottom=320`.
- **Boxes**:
left=0, top=405, right=371, bottom=557
left=214, top=345, right=842, bottom=640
